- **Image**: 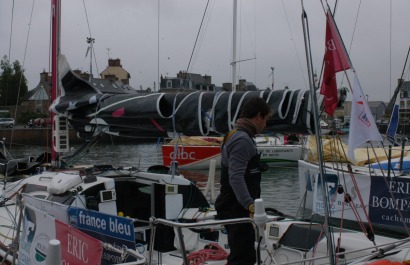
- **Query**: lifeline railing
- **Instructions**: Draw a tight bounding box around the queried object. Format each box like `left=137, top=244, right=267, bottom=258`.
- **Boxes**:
left=148, top=217, right=261, bottom=265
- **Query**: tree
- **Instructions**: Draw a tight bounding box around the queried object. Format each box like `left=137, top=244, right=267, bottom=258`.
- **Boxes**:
left=0, top=55, right=28, bottom=106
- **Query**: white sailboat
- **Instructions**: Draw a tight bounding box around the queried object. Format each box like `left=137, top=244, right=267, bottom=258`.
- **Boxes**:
left=298, top=9, right=410, bottom=265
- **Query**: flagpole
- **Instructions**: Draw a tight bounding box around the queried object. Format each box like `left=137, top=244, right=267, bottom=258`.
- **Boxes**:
left=301, top=3, right=335, bottom=264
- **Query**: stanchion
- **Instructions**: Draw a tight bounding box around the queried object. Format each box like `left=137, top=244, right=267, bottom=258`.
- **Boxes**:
left=46, top=239, right=62, bottom=265
left=203, top=159, right=216, bottom=202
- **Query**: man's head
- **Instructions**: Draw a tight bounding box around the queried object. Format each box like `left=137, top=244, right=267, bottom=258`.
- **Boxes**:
left=240, top=97, right=272, bottom=133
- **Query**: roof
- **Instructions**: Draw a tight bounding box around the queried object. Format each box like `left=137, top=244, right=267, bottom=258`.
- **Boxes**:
left=186, top=73, right=207, bottom=84
left=367, top=101, right=386, bottom=108
left=24, top=84, right=49, bottom=101
left=89, top=78, right=137, bottom=94
left=176, top=72, right=211, bottom=84
left=401, top=80, right=410, bottom=91
left=100, top=65, right=130, bottom=76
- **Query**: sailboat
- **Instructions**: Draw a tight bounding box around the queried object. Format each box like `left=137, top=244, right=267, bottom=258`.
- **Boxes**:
left=298, top=8, right=410, bottom=259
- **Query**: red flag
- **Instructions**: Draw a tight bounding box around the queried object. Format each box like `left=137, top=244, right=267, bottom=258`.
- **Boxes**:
left=325, top=11, right=352, bottom=72
left=320, top=10, right=351, bottom=116
left=320, top=57, right=338, bottom=116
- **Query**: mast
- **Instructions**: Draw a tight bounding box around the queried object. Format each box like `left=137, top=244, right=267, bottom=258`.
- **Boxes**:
left=301, top=3, right=335, bottom=264
left=51, top=0, right=61, bottom=166
left=385, top=46, right=410, bottom=117
left=232, top=0, right=237, bottom=92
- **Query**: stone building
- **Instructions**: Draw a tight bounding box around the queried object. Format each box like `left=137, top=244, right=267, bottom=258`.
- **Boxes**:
left=160, top=71, right=215, bottom=92
left=19, top=71, right=51, bottom=114
left=100, top=58, right=131, bottom=84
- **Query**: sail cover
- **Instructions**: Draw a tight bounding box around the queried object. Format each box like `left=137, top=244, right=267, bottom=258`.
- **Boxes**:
left=50, top=57, right=316, bottom=138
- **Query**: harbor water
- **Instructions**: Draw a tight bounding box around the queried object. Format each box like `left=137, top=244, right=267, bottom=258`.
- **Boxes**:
left=7, top=141, right=301, bottom=216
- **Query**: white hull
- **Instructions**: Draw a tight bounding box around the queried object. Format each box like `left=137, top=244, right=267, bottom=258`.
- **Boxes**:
left=171, top=145, right=303, bottom=170
left=1, top=165, right=410, bottom=264
left=298, top=159, right=410, bottom=237
left=162, top=135, right=304, bottom=170
left=258, top=144, right=303, bottom=166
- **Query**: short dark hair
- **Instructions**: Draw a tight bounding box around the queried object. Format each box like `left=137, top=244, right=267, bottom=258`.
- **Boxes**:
left=240, top=97, right=272, bottom=119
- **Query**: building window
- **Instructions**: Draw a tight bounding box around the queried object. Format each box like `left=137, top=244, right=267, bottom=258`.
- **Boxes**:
left=166, top=80, right=172, bottom=88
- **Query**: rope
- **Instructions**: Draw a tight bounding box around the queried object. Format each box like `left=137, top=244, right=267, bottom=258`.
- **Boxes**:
left=366, top=260, right=407, bottom=265
left=183, top=243, right=228, bottom=265
left=347, top=164, right=376, bottom=242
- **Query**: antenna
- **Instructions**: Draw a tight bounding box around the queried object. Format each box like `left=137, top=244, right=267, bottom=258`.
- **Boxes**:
left=86, top=37, right=95, bottom=81
left=268, top=67, right=274, bottom=90
left=271, top=67, right=274, bottom=90
left=106, top=48, right=111, bottom=64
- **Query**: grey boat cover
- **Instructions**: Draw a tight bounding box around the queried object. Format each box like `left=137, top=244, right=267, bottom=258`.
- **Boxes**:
left=50, top=56, right=317, bottom=138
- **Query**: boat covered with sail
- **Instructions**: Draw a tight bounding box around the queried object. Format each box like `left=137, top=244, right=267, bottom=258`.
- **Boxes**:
left=50, top=56, right=317, bottom=139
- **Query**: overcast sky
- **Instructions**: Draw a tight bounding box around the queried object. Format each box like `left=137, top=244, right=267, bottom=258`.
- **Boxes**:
left=1, top=0, right=410, bottom=102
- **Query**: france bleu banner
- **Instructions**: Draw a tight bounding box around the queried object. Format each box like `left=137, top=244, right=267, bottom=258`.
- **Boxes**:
left=68, top=206, right=136, bottom=264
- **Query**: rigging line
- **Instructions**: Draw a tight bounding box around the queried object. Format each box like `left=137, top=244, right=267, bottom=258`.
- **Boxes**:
left=10, top=0, right=36, bottom=150
left=332, top=0, right=339, bottom=15
left=185, top=0, right=211, bottom=75
left=3, top=0, right=16, bottom=119
left=8, top=0, right=15, bottom=61
left=93, top=47, right=99, bottom=75
left=236, top=0, right=257, bottom=81
left=237, top=0, right=242, bottom=80
left=281, top=0, right=309, bottom=90
left=339, top=0, right=362, bottom=89
left=82, top=0, right=99, bottom=74
left=157, top=0, right=160, bottom=92
left=190, top=0, right=214, bottom=74
left=316, top=1, right=331, bottom=89
left=253, top=0, right=256, bottom=59
left=390, top=0, right=392, bottom=99
left=82, top=0, right=93, bottom=41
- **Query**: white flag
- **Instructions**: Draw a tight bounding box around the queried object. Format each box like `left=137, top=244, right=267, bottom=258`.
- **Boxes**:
left=348, top=74, right=383, bottom=160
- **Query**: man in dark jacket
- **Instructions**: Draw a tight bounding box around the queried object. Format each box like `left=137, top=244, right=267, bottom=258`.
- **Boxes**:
left=215, top=97, right=272, bottom=265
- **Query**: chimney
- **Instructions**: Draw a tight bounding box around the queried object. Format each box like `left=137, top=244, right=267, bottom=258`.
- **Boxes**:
left=203, top=75, right=212, bottom=84
left=222, top=82, right=232, bottom=91
left=398, top=78, right=404, bottom=86
left=40, top=71, right=50, bottom=84
left=108, top=58, right=122, bottom=67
